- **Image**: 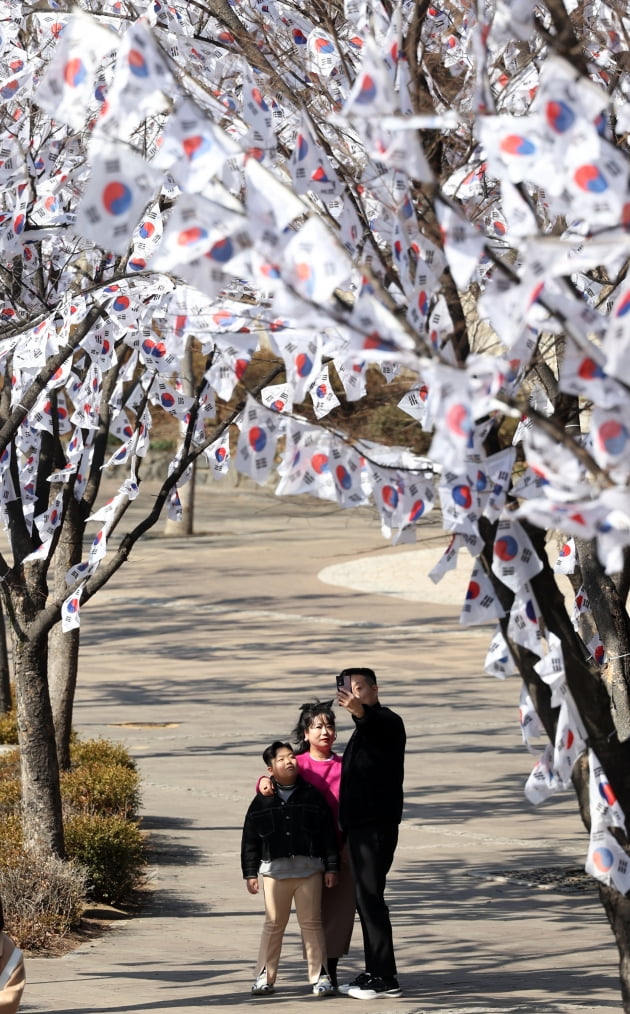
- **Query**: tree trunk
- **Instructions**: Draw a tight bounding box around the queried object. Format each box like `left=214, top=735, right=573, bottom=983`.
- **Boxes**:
left=598, top=886, right=630, bottom=1013
left=48, top=495, right=83, bottom=770
left=13, top=633, right=64, bottom=858
left=0, top=604, right=12, bottom=714
left=48, top=624, right=79, bottom=771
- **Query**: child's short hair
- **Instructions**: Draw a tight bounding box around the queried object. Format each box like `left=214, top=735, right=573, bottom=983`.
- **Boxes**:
left=262, top=740, right=293, bottom=766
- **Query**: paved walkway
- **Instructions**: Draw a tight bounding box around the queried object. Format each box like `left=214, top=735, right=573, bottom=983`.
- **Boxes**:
left=21, top=481, right=621, bottom=1013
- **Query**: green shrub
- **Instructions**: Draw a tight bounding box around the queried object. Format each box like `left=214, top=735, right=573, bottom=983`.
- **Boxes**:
left=0, top=853, right=87, bottom=949
left=70, top=737, right=137, bottom=770
left=0, top=708, right=17, bottom=745
left=0, top=736, right=146, bottom=939
left=62, top=738, right=141, bottom=818
left=0, top=774, right=20, bottom=818
left=0, top=815, right=23, bottom=859
left=0, top=747, right=19, bottom=779
left=64, top=813, right=147, bottom=905
left=62, top=761, right=141, bottom=818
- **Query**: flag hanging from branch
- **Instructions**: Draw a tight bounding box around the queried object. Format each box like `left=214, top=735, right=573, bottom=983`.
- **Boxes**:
left=459, top=561, right=504, bottom=626
left=61, top=581, right=86, bottom=633
left=484, top=627, right=518, bottom=678
left=235, top=395, right=285, bottom=485
left=33, top=10, right=115, bottom=129
left=524, top=744, right=561, bottom=805
left=74, top=140, right=160, bottom=255
left=202, top=431, right=231, bottom=480
left=491, top=514, right=543, bottom=592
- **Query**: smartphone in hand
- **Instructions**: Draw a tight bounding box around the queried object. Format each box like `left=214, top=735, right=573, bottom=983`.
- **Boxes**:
left=336, top=671, right=352, bottom=694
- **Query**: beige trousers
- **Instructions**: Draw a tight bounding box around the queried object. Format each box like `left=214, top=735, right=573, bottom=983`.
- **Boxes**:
left=256, top=873, right=326, bottom=985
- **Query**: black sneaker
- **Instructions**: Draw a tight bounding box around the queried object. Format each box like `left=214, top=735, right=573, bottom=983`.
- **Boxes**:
left=338, top=971, right=372, bottom=995
left=347, top=975, right=402, bottom=999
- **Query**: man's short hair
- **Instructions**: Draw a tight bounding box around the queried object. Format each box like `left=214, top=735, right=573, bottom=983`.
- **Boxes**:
left=262, top=740, right=294, bottom=766
left=339, top=666, right=377, bottom=686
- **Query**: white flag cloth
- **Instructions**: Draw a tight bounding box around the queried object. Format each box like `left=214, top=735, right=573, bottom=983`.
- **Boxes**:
left=553, top=537, right=576, bottom=575
left=484, top=627, right=518, bottom=678
left=235, top=395, right=285, bottom=485
left=524, top=744, right=561, bottom=805
left=309, top=363, right=340, bottom=419
left=507, top=582, right=544, bottom=655
left=61, top=581, right=86, bottom=633
left=435, top=199, right=485, bottom=290
left=459, top=561, right=504, bottom=626
left=558, top=337, right=624, bottom=411
left=74, top=140, right=159, bottom=255
left=587, top=632, right=606, bottom=666
left=98, top=17, right=173, bottom=137
left=334, top=357, right=368, bottom=402
left=425, top=363, right=473, bottom=469
left=205, top=333, right=258, bottom=400
left=491, top=515, right=543, bottom=592
left=590, top=403, right=630, bottom=477
left=260, top=383, right=292, bottom=414
left=341, top=37, right=399, bottom=118
left=533, top=631, right=566, bottom=707
left=519, top=685, right=543, bottom=747
left=367, top=463, right=435, bottom=538
left=520, top=414, right=592, bottom=501
left=429, top=534, right=461, bottom=584
left=202, top=431, right=231, bottom=480
left=585, top=828, right=630, bottom=894
left=602, top=285, right=630, bottom=387
left=33, top=10, right=114, bottom=129
left=397, top=381, right=432, bottom=428
left=480, top=447, right=517, bottom=522
left=329, top=438, right=368, bottom=508
left=154, top=98, right=240, bottom=192
left=275, top=422, right=336, bottom=501
left=34, top=491, right=65, bottom=541
left=438, top=470, right=481, bottom=543
left=589, top=749, right=627, bottom=833
left=274, top=333, right=322, bottom=403
left=553, top=700, right=587, bottom=788
left=281, top=216, right=350, bottom=306
left=289, top=115, right=341, bottom=198
left=149, top=190, right=247, bottom=272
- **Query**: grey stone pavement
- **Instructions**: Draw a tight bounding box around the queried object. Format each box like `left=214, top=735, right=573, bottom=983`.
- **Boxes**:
left=20, top=480, right=622, bottom=1013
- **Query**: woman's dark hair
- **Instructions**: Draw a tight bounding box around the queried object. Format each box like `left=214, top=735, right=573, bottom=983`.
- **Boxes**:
left=292, top=700, right=335, bottom=754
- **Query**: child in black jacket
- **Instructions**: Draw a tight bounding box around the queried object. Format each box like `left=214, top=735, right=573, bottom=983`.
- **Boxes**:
left=241, top=741, right=339, bottom=997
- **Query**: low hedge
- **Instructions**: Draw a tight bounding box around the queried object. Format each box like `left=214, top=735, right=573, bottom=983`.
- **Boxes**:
left=0, top=732, right=147, bottom=949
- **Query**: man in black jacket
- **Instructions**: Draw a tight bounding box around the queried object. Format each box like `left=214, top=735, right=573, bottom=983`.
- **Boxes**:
left=336, top=667, right=406, bottom=1000
left=241, top=741, right=339, bottom=997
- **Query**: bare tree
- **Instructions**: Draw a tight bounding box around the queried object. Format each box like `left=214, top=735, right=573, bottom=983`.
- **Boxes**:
left=5, top=0, right=630, bottom=1003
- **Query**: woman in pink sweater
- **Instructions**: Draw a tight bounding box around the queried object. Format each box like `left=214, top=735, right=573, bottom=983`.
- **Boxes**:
left=292, top=701, right=356, bottom=988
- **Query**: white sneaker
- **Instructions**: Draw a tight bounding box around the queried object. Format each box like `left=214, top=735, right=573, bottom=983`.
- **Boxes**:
left=251, top=969, right=274, bottom=995
left=312, top=974, right=335, bottom=997
left=347, top=975, right=402, bottom=999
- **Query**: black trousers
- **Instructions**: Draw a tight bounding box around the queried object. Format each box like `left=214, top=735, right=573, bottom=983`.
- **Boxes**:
left=346, top=823, right=399, bottom=980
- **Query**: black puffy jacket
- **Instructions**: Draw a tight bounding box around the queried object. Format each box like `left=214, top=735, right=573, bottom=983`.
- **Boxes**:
left=241, top=776, right=339, bottom=879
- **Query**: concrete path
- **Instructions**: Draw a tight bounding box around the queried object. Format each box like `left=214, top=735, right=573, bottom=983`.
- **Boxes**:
left=21, top=481, right=621, bottom=1013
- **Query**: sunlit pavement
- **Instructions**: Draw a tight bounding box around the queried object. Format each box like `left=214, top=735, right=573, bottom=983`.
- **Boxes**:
left=23, top=480, right=619, bottom=1013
